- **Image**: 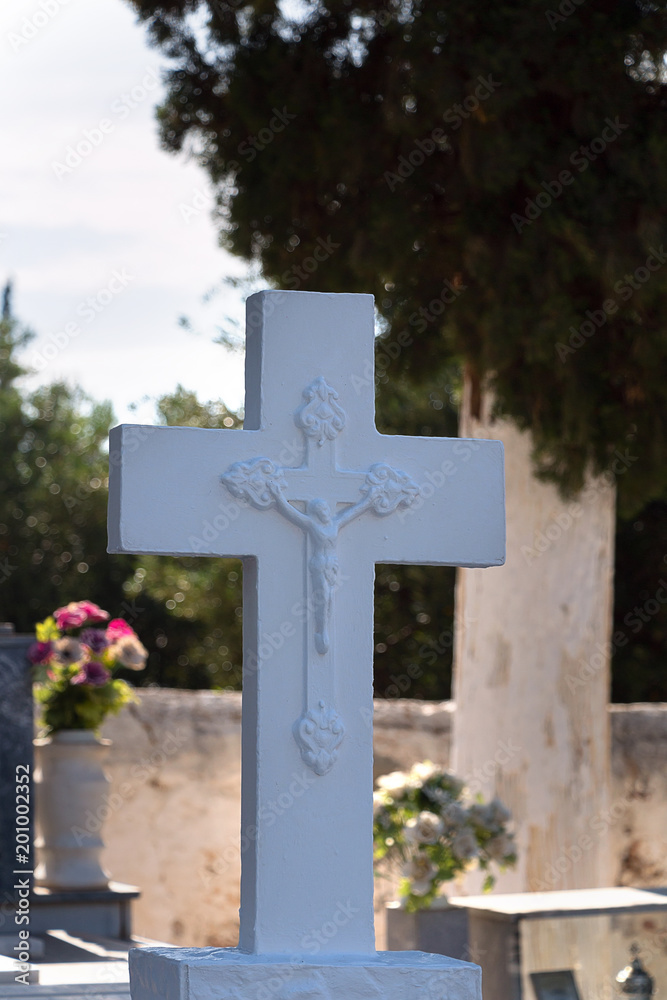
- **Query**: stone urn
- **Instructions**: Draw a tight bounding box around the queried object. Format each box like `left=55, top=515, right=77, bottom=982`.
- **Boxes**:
left=34, top=730, right=112, bottom=890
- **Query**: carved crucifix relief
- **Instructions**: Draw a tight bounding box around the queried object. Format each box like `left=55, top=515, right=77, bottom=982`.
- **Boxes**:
left=221, top=377, right=418, bottom=774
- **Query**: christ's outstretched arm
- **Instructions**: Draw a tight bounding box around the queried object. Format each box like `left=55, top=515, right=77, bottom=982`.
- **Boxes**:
left=268, top=480, right=311, bottom=530
left=334, top=494, right=373, bottom=530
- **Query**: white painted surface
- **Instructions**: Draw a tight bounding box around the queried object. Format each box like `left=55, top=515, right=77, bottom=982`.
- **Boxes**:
left=129, top=947, right=482, bottom=1000
left=452, top=380, right=615, bottom=894
left=108, top=291, right=505, bottom=969
left=0, top=954, right=38, bottom=985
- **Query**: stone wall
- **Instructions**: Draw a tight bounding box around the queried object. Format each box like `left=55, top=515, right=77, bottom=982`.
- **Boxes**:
left=609, top=704, right=667, bottom=887
left=99, top=692, right=667, bottom=948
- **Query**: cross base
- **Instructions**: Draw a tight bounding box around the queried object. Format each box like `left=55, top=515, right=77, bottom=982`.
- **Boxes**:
left=129, top=947, right=481, bottom=1000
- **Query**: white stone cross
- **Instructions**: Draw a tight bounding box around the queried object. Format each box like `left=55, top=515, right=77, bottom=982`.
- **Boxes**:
left=109, top=291, right=504, bottom=999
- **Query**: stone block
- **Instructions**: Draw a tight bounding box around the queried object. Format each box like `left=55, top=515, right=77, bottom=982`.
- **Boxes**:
left=130, top=947, right=481, bottom=1000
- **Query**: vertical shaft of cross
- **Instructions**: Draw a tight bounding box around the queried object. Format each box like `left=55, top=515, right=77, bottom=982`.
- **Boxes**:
left=236, top=293, right=380, bottom=955
left=238, top=544, right=377, bottom=955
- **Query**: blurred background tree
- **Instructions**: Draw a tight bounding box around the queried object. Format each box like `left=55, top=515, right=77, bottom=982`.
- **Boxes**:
left=0, top=282, right=132, bottom=630
left=117, top=0, right=667, bottom=699
left=0, top=286, right=245, bottom=689
left=7, top=0, right=667, bottom=697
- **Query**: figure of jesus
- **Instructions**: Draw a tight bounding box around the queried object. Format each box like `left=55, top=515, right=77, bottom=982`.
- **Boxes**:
left=267, top=480, right=374, bottom=654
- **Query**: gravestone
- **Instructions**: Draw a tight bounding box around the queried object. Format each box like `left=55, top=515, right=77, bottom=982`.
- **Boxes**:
left=108, top=291, right=505, bottom=1000
left=0, top=627, right=140, bottom=950
left=0, top=626, right=35, bottom=909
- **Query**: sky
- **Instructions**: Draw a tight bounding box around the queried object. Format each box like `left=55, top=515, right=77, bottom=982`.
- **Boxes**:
left=0, top=0, right=249, bottom=426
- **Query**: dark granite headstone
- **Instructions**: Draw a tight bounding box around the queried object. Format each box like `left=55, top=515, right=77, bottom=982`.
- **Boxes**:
left=0, top=625, right=34, bottom=913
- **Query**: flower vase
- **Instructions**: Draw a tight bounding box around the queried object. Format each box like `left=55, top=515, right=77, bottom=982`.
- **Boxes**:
left=34, top=730, right=112, bottom=890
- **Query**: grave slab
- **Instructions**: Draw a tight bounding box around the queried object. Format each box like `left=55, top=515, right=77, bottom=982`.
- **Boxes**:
left=108, top=291, right=505, bottom=1000
left=448, top=887, right=667, bottom=1000
left=0, top=625, right=35, bottom=902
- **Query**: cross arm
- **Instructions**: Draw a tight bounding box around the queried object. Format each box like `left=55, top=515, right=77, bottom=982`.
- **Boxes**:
left=339, top=432, right=505, bottom=568
left=107, top=423, right=296, bottom=558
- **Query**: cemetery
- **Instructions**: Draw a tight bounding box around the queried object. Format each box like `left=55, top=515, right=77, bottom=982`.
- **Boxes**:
left=1, top=290, right=666, bottom=1000
left=4, top=3, right=667, bottom=999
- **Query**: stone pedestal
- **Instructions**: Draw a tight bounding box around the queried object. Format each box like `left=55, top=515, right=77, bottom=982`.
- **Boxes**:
left=130, top=948, right=482, bottom=1000
left=30, top=882, right=139, bottom=938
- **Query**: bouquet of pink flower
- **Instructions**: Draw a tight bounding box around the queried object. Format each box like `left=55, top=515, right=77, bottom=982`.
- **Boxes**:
left=30, top=600, right=148, bottom=734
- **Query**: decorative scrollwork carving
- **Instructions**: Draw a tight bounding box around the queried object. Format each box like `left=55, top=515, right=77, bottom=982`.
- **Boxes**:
left=295, top=377, right=346, bottom=447
left=221, top=458, right=287, bottom=510
left=293, top=700, right=345, bottom=776
left=361, top=463, right=420, bottom=515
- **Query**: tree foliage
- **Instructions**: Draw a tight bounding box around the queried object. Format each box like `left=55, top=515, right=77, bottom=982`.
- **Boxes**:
left=613, top=499, right=667, bottom=701
left=117, top=0, right=667, bottom=698
left=124, top=385, right=246, bottom=689
left=0, top=292, right=245, bottom=691
left=0, top=286, right=132, bottom=628
left=127, top=0, right=667, bottom=514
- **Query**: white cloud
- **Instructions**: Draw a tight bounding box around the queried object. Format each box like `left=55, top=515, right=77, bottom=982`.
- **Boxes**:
left=0, top=0, right=248, bottom=424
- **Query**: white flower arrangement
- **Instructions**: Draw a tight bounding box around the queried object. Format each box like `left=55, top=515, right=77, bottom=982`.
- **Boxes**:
left=373, top=761, right=517, bottom=911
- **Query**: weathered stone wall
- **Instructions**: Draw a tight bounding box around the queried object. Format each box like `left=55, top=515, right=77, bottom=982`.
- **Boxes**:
left=99, top=691, right=667, bottom=948
left=609, top=704, right=667, bottom=888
